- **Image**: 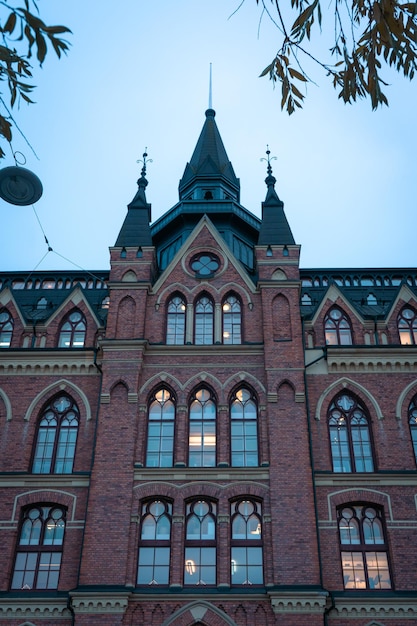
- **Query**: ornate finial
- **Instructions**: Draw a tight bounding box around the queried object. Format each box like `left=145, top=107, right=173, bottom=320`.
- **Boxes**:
left=137, top=148, right=153, bottom=179
left=260, top=145, right=277, bottom=177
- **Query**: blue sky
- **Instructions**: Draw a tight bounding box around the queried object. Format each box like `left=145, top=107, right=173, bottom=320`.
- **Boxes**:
left=1, top=1, right=416, bottom=272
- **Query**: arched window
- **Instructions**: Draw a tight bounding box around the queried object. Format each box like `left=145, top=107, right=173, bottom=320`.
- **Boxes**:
left=189, top=388, right=216, bottom=467
left=231, top=499, right=263, bottom=585
left=137, top=500, right=172, bottom=585
left=58, top=310, right=86, bottom=347
left=11, top=505, right=66, bottom=590
left=222, top=294, right=242, bottom=344
left=32, top=394, right=79, bottom=474
left=328, top=394, right=374, bottom=473
left=184, top=500, right=216, bottom=586
left=194, top=295, right=214, bottom=344
left=398, top=307, right=417, bottom=345
left=324, top=307, right=353, bottom=345
left=146, top=388, right=175, bottom=467
left=338, top=504, right=391, bottom=589
left=0, top=308, right=13, bottom=347
left=166, top=295, right=186, bottom=344
left=230, top=387, right=258, bottom=467
left=408, top=396, right=417, bottom=465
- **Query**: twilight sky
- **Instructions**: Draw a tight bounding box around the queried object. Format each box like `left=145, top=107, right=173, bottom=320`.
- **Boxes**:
left=1, top=1, right=416, bottom=272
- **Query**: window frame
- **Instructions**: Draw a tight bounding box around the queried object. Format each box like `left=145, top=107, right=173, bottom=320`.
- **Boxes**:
left=222, top=293, right=242, bottom=344
left=230, top=498, right=264, bottom=586
left=58, top=309, right=87, bottom=348
left=145, top=387, right=176, bottom=468
left=0, top=307, right=13, bottom=347
left=188, top=387, right=217, bottom=467
left=137, top=499, right=172, bottom=586
left=398, top=306, right=417, bottom=345
left=184, top=499, right=217, bottom=587
left=11, top=504, right=66, bottom=591
left=328, top=393, right=375, bottom=473
left=324, top=307, right=353, bottom=346
left=194, top=294, right=214, bottom=345
left=31, top=394, right=79, bottom=474
left=166, top=294, right=186, bottom=345
left=408, top=395, right=417, bottom=466
left=337, top=503, right=392, bottom=590
left=230, top=387, right=258, bottom=467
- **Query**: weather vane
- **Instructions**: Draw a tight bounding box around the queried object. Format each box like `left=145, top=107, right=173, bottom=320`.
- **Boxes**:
left=260, top=145, right=277, bottom=176
left=136, top=148, right=153, bottom=179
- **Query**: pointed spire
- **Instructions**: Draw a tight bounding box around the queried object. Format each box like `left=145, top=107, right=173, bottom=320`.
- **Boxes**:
left=114, top=149, right=153, bottom=247
left=258, top=146, right=295, bottom=246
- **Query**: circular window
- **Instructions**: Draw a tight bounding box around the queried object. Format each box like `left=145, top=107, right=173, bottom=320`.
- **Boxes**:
left=190, top=253, right=220, bottom=277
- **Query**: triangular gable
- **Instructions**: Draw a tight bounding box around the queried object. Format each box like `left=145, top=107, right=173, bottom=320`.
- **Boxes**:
left=309, top=283, right=366, bottom=327
left=152, top=215, right=257, bottom=295
left=0, top=287, right=29, bottom=327
left=44, top=285, right=104, bottom=328
left=384, top=283, right=417, bottom=324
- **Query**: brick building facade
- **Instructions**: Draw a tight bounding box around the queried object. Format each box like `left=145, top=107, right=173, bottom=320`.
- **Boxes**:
left=0, top=108, right=416, bottom=625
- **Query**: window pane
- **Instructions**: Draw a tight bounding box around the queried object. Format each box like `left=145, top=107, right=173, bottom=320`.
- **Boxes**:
left=341, top=551, right=366, bottom=588
left=184, top=547, right=216, bottom=585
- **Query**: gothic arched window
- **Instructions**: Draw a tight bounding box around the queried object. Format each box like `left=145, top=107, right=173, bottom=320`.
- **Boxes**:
left=222, top=294, right=242, bottom=344
left=189, top=388, right=216, bottom=467
left=408, top=395, right=417, bottom=465
left=230, top=387, right=258, bottom=467
left=0, top=308, right=13, bottom=347
left=398, top=307, right=417, bottom=345
left=231, top=499, right=263, bottom=585
left=137, top=500, right=172, bottom=585
left=166, top=295, right=186, bottom=345
left=184, top=499, right=216, bottom=586
left=324, top=307, right=353, bottom=345
left=338, top=504, right=391, bottom=589
left=194, top=295, right=214, bottom=345
left=58, top=310, right=86, bottom=347
left=11, top=505, right=66, bottom=590
left=328, top=394, right=374, bottom=473
left=32, top=395, right=79, bottom=474
left=146, top=388, right=175, bottom=467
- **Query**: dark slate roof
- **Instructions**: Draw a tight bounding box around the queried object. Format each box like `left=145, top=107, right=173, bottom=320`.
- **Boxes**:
left=178, top=109, right=240, bottom=199
left=258, top=173, right=295, bottom=245
left=0, top=271, right=109, bottom=325
left=114, top=174, right=152, bottom=248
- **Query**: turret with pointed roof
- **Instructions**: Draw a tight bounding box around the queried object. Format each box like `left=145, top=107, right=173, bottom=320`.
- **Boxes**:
left=257, top=151, right=295, bottom=246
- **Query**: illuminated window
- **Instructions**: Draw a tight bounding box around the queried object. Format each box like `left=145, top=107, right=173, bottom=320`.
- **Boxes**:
left=32, top=395, right=79, bottom=474
left=231, top=499, right=263, bottom=585
left=137, top=500, right=171, bottom=585
left=146, top=388, right=175, bottom=467
left=398, top=307, right=417, bottom=345
left=166, top=295, right=186, bottom=344
left=58, top=310, right=86, bottom=347
left=189, top=388, right=216, bottom=467
left=324, top=307, right=353, bottom=345
left=409, top=396, right=417, bottom=465
left=328, top=394, right=374, bottom=473
left=231, top=388, right=258, bottom=467
left=338, top=504, right=391, bottom=590
left=194, top=295, right=214, bottom=344
left=184, top=500, right=216, bottom=586
left=0, top=308, right=13, bottom=347
left=222, top=294, right=241, bottom=344
left=11, top=505, right=65, bottom=590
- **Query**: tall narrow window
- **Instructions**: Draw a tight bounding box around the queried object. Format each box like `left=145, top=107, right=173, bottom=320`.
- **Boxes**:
left=409, top=396, right=417, bottom=465
left=32, top=395, right=79, bottom=474
left=137, top=500, right=171, bottom=585
left=189, top=388, right=216, bottom=467
left=398, top=307, right=417, bottom=345
left=0, top=308, right=13, bottom=347
left=58, top=310, right=86, bottom=347
left=328, top=393, right=374, bottom=473
left=146, top=388, right=175, bottom=467
left=184, top=500, right=216, bottom=586
left=231, top=388, right=258, bottom=467
left=11, top=505, right=66, bottom=590
left=324, top=307, right=353, bottom=345
left=231, top=499, right=263, bottom=585
left=222, top=294, right=241, bottom=344
left=166, top=295, right=186, bottom=344
left=338, top=504, right=392, bottom=589
left=194, top=295, right=214, bottom=345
